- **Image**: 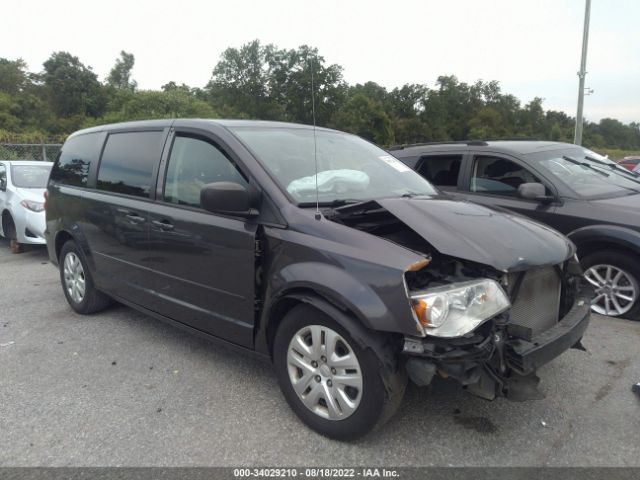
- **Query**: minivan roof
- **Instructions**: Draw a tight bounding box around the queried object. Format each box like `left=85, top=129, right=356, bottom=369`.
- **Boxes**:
left=67, top=118, right=339, bottom=139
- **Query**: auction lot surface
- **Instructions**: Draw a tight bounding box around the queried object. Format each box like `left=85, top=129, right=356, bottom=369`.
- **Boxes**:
left=1, top=241, right=639, bottom=467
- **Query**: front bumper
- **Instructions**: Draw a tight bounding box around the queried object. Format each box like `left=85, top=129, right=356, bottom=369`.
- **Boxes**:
left=402, top=288, right=592, bottom=396
left=505, top=290, right=591, bottom=374
left=14, top=207, right=46, bottom=244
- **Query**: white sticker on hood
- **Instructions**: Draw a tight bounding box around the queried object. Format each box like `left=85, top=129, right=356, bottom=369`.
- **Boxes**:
left=379, top=155, right=411, bottom=172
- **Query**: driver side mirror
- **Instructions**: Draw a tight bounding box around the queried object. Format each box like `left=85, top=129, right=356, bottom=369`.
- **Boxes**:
left=518, top=182, right=554, bottom=203
left=200, top=182, right=260, bottom=217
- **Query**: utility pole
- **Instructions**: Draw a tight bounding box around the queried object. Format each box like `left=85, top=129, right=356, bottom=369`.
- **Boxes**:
left=574, top=0, right=591, bottom=145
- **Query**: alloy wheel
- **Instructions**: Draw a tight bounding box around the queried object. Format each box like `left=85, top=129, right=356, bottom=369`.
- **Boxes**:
left=584, top=264, right=638, bottom=316
left=286, top=325, right=363, bottom=420
left=63, top=252, right=86, bottom=304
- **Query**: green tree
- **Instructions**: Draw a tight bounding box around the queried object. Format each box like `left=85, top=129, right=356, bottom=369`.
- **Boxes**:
left=42, top=52, right=106, bottom=118
left=331, top=93, right=394, bottom=145
left=268, top=45, right=347, bottom=125
left=107, top=51, right=137, bottom=91
left=206, top=40, right=281, bottom=119
left=88, top=89, right=217, bottom=126
left=0, top=58, right=29, bottom=95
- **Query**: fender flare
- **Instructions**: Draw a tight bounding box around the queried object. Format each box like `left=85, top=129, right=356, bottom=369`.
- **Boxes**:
left=53, top=224, right=94, bottom=268
left=568, top=224, right=640, bottom=256
left=262, top=291, right=405, bottom=394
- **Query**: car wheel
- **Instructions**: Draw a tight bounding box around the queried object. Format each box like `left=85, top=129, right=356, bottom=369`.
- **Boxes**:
left=273, top=304, right=405, bottom=440
left=582, top=250, right=640, bottom=319
left=59, top=240, right=112, bottom=314
left=2, top=214, right=22, bottom=254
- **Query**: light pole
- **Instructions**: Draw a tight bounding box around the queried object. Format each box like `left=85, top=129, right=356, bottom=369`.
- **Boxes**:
left=574, top=0, right=592, bottom=145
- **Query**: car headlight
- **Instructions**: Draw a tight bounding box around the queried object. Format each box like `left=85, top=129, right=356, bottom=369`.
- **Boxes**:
left=410, top=279, right=510, bottom=338
left=20, top=200, right=45, bottom=212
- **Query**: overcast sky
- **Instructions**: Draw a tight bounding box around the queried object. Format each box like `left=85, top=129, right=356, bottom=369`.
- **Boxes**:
left=3, top=0, right=639, bottom=122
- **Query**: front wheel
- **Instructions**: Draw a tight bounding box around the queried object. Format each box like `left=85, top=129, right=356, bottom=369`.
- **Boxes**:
left=582, top=250, right=640, bottom=319
left=273, top=304, right=405, bottom=440
left=2, top=214, right=22, bottom=253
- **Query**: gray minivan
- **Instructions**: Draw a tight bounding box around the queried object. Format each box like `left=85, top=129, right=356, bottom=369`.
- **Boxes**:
left=46, top=120, right=590, bottom=439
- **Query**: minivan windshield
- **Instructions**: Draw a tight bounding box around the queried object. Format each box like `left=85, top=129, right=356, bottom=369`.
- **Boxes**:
left=10, top=164, right=52, bottom=188
left=229, top=127, right=437, bottom=205
left=528, top=147, right=640, bottom=199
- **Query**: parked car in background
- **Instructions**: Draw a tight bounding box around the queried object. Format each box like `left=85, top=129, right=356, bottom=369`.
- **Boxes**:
left=618, top=156, right=640, bottom=171
left=0, top=160, right=53, bottom=253
left=46, top=120, right=589, bottom=439
left=391, top=140, right=640, bottom=319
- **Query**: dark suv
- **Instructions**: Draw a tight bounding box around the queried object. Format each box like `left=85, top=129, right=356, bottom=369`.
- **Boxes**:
left=46, top=121, right=590, bottom=439
left=391, top=140, right=640, bottom=319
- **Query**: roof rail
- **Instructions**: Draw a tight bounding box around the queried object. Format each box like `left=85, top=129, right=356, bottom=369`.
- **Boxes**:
left=485, top=137, right=539, bottom=141
left=387, top=140, right=488, bottom=151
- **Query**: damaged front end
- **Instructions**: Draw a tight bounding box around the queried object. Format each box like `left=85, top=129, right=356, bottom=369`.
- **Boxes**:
left=327, top=197, right=591, bottom=402
left=402, top=256, right=591, bottom=401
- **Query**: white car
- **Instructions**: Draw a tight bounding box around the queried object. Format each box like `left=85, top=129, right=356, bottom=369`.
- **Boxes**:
left=0, top=160, right=53, bottom=253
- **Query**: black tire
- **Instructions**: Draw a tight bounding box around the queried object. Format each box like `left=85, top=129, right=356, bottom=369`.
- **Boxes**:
left=59, top=240, right=112, bottom=314
left=581, top=250, right=640, bottom=320
left=273, top=304, right=406, bottom=440
left=2, top=214, right=21, bottom=253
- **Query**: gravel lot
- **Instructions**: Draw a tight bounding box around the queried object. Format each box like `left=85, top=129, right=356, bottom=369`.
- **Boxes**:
left=1, top=240, right=639, bottom=467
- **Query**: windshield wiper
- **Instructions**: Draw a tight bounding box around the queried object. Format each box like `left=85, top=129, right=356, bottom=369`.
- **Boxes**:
left=562, top=155, right=640, bottom=193
left=562, top=156, right=610, bottom=177
left=584, top=155, right=640, bottom=181
left=298, top=199, right=365, bottom=208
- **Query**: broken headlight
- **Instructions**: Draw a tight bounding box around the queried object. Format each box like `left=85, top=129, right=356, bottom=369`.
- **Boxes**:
left=410, top=279, right=510, bottom=338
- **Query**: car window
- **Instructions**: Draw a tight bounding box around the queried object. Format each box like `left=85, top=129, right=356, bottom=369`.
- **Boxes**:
left=528, top=148, right=640, bottom=199
left=0, top=164, right=5, bottom=189
left=417, top=155, right=462, bottom=187
left=10, top=164, right=52, bottom=188
left=471, top=156, right=542, bottom=197
left=229, top=126, right=437, bottom=204
left=164, top=135, right=248, bottom=208
left=52, top=133, right=101, bottom=187
left=97, top=131, right=164, bottom=198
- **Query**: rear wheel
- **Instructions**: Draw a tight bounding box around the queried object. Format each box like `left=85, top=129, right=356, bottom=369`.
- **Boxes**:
left=582, top=250, right=640, bottom=319
left=59, top=240, right=112, bottom=314
left=273, top=304, right=405, bottom=440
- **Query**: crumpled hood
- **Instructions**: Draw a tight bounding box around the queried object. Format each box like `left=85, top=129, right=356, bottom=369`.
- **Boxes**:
left=376, top=197, right=575, bottom=272
left=15, top=187, right=47, bottom=203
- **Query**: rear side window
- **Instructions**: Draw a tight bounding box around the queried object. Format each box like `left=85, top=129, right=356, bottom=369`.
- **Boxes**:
left=97, top=131, right=164, bottom=198
left=50, top=133, right=101, bottom=187
left=417, top=155, right=462, bottom=187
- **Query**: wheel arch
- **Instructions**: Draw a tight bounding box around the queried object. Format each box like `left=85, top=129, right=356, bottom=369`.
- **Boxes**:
left=54, top=229, right=75, bottom=262
left=263, top=289, right=405, bottom=393
left=1, top=209, right=15, bottom=237
left=568, top=225, right=640, bottom=261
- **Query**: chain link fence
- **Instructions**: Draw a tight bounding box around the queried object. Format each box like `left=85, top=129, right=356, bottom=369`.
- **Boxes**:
left=0, top=143, right=62, bottom=162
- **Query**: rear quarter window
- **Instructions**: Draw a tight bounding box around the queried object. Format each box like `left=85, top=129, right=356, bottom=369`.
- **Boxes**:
left=97, top=131, right=164, bottom=198
left=50, top=132, right=102, bottom=187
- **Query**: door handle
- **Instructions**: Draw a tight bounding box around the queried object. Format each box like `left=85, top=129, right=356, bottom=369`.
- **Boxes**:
left=116, top=208, right=146, bottom=224
left=125, top=213, right=146, bottom=224
left=152, top=220, right=174, bottom=231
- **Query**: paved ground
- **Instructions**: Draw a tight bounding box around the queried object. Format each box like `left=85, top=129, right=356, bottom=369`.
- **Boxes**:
left=1, top=240, right=639, bottom=467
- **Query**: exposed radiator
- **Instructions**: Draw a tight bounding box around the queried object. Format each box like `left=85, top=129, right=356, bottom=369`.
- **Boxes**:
left=509, top=266, right=561, bottom=336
